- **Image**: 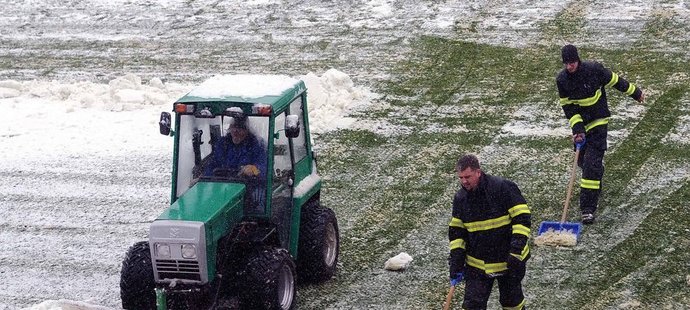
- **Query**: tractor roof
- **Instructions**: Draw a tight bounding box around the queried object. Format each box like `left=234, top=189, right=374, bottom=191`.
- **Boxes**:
left=175, top=74, right=306, bottom=112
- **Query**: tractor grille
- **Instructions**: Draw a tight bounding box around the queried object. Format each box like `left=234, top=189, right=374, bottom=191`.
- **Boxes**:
left=155, top=259, right=201, bottom=281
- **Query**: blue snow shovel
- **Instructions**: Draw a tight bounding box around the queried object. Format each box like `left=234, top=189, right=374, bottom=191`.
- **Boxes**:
left=537, top=142, right=584, bottom=243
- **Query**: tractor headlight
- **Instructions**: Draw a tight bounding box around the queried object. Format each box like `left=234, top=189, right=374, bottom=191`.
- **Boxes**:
left=181, top=244, right=197, bottom=259
left=155, top=243, right=171, bottom=258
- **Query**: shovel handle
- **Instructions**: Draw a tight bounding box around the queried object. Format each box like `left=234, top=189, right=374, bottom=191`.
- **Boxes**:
left=443, top=285, right=456, bottom=310
left=561, top=147, right=581, bottom=223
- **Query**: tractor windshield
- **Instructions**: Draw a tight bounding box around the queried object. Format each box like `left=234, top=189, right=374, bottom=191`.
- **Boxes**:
left=175, top=113, right=270, bottom=204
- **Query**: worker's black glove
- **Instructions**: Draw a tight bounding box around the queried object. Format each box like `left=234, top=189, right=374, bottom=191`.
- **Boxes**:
left=506, top=254, right=526, bottom=279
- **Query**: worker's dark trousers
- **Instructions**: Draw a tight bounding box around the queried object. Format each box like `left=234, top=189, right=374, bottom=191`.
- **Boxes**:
left=462, top=268, right=526, bottom=310
left=578, top=125, right=607, bottom=214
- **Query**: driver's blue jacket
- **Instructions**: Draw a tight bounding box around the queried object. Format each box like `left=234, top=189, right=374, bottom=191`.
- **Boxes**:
left=203, top=135, right=267, bottom=179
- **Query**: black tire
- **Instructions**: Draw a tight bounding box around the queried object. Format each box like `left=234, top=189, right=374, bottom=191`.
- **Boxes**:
left=297, top=201, right=340, bottom=283
left=120, top=241, right=156, bottom=310
left=240, top=247, right=296, bottom=310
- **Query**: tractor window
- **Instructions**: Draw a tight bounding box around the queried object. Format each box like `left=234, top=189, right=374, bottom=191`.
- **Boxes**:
left=175, top=114, right=270, bottom=203
left=176, top=115, right=219, bottom=197
left=273, top=112, right=292, bottom=187
left=289, top=97, right=307, bottom=162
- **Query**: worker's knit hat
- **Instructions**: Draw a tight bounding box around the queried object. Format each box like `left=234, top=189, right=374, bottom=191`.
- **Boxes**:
left=561, top=44, right=580, bottom=63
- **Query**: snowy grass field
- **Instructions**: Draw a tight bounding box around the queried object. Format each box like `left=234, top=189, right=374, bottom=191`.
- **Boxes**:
left=1, top=1, right=690, bottom=309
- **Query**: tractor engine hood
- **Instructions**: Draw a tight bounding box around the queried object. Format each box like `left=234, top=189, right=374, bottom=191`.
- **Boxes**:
left=157, top=182, right=246, bottom=223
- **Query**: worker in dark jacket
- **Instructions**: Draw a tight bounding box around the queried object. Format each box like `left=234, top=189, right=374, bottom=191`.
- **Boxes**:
left=448, top=154, right=531, bottom=310
left=556, top=44, right=645, bottom=224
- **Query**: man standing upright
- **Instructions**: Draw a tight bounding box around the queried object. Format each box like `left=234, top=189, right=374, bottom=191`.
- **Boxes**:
left=448, top=154, right=531, bottom=310
left=556, top=44, right=645, bottom=224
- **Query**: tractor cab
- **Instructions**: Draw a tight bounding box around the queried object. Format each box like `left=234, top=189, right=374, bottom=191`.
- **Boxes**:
left=158, top=75, right=315, bottom=249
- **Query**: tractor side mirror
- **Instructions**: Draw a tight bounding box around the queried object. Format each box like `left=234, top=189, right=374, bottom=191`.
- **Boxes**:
left=159, top=112, right=171, bottom=136
left=285, top=115, right=300, bottom=138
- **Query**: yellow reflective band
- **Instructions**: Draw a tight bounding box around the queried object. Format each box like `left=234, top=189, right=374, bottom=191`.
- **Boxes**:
left=580, top=178, right=601, bottom=189
left=569, top=114, right=584, bottom=128
left=510, top=242, right=530, bottom=261
left=512, top=224, right=530, bottom=237
left=508, top=204, right=530, bottom=218
left=464, top=215, right=511, bottom=232
left=502, top=299, right=526, bottom=310
left=584, top=117, right=609, bottom=132
left=606, top=73, right=619, bottom=87
left=625, top=84, right=637, bottom=96
left=571, top=89, right=602, bottom=107
left=449, top=217, right=464, bottom=228
left=560, top=97, right=573, bottom=106
left=513, top=243, right=530, bottom=260
left=467, top=255, right=508, bottom=274
left=449, top=238, right=466, bottom=250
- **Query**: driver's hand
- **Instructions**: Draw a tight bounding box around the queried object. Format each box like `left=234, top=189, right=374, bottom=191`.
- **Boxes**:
left=239, top=165, right=260, bottom=177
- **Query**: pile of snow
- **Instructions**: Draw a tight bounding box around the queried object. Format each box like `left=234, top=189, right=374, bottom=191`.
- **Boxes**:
left=301, top=69, right=376, bottom=133
left=534, top=228, right=578, bottom=247
left=0, top=69, right=376, bottom=137
left=0, top=74, right=188, bottom=112
left=384, top=252, right=414, bottom=271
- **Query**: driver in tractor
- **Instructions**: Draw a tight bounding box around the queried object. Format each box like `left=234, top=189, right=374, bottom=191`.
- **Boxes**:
left=203, top=115, right=267, bottom=211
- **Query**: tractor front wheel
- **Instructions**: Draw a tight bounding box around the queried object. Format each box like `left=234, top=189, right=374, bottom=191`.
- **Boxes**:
left=240, top=247, right=296, bottom=310
left=120, top=241, right=156, bottom=310
left=298, top=201, right=340, bottom=283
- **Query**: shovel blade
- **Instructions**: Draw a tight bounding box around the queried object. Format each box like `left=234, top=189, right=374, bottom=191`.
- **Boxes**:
left=538, top=221, right=582, bottom=239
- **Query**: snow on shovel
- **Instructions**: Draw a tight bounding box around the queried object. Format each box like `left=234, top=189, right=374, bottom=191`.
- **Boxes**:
left=535, top=142, right=584, bottom=247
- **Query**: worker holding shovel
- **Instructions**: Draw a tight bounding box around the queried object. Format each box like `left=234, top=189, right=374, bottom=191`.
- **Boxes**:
left=447, top=154, right=531, bottom=310
left=556, top=44, right=645, bottom=224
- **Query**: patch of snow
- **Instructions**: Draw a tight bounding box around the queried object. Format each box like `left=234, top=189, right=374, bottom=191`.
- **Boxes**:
left=187, top=74, right=299, bottom=99
left=498, top=104, right=569, bottom=138
left=662, top=96, right=690, bottom=144
left=23, top=300, right=113, bottom=310
left=293, top=171, right=321, bottom=199
left=384, top=252, right=413, bottom=271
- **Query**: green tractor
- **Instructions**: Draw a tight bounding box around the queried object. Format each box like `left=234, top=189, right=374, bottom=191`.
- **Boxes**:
left=120, top=75, right=340, bottom=310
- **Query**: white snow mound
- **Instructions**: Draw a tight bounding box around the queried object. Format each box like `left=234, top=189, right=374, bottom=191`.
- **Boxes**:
left=384, top=252, right=414, bottom=271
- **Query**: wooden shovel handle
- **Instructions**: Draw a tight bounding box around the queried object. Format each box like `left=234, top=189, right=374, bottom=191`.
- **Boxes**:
left=560, top=148, right=580, bottom=223
left=443, top=285, right=456, bottom=310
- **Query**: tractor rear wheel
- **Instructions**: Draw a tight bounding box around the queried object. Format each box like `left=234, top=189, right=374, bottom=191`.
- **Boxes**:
left=240, top=247, right=296, bottom=310
left=298, top=201, right=340, bottom=283
left=120, top=241, right=156, bottom=310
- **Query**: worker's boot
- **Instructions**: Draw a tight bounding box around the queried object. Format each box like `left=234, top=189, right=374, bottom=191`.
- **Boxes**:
left=581, top=212, right=595, bottom=225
